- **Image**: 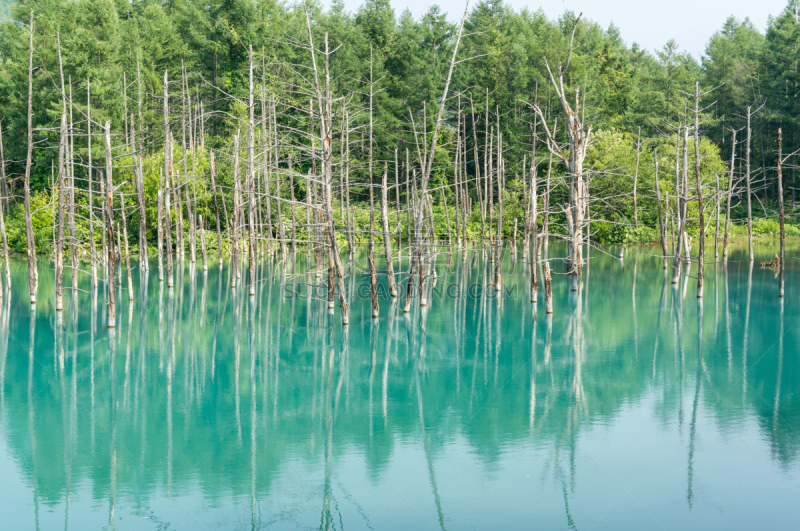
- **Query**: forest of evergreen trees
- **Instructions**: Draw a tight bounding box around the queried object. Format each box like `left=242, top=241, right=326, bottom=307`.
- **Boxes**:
left=0, top=0, right=797, bottom=258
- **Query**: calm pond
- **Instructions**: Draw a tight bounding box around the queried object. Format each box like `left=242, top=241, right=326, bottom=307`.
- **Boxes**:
left=0, top=244, right=798, bottom=530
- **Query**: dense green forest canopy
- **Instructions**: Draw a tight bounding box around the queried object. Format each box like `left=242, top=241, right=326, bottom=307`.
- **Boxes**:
left=0, top=0, right=797, bottom=251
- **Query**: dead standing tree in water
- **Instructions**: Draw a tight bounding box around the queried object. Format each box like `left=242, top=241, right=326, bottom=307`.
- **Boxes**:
left=653, top=147, right=669, bottom=269
left=530, top=13, right=591, bottom=292
left=55, top=114, right=67, bottom=311
left=381, top=162, right=397, bottom=297
left=303, top=4, right=350, bottom=324
left=23, top=10, right=37, bottom=305
left=722, top=128, right=738, bottom=262
left=247, top=46, right=257, bottom=296
left=104, top=121, right=117, bottom=327
left=683, top=81, right=718, bottom=298
left=0, top=120, right=9, bottom=290
left=739, top=103, right=764, bottom=262
left=405, top=1, right=471, bottom=310
left=776, top=128, right=789, bottom=298
left=164, top=72, right=174, bottom=288
left=692, top=82, right=706, bottom=298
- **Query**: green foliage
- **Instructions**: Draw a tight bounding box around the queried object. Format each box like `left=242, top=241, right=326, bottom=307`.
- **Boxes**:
left=751, top=217, right=800, bottom=237
left=0, top=0, right=798, bottom=256
left=5, top=191, right=53, bottom=253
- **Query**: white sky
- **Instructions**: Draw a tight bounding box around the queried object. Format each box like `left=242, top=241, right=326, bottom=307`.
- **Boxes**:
left=329, top=0, right=790, bottom=58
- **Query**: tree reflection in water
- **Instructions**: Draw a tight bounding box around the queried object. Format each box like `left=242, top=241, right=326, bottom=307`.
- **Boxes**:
left=0, top=244, right=798, bottom=529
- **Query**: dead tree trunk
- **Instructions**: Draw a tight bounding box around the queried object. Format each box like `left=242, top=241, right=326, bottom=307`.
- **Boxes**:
left=104, top=121, right=117, bottom=327
left=494, top=137, right=503, bottom=292
left=544, top=262, right=553, bottom=314
left=682, top=124, right=691, bottom=258
left=409, top=2, right=470, bottom=303
left=0, top=120, right=8, bottom=289
left=723, top=129, right=737, bottom=261
left=24, top=9, right=37, bottom=304
left=530, top=147, right=539, bottom=303
left=714, top=166, right=721, bottom=261
left=693, top=82, right=705, bottom=299
left=327, top=248, right=335, bottom=309
left=119, top=193, right=134, bottom=302
left=157, top=175, right=164, bottom=281
left=405, top=150, right=411, bottom=252
left=672, top=127, right=689, bottom=284
left=346, top=113, right=354, bottom=252
left=778, top=128, right=785, bottom=298
left=395, top=149, right=402, bottom=254
left=289, top=155, right=297, bottom=254
left=543, top=122, right=555, bottom=260
left=131, top=114, right=148, bottom=271
left=368, top=50, right=379, bottom=318
left=531, top=15, right=590, bottom=292
left=745, top=106, right=754, bottom=261
left=0, top=173, right=9, bottom=290
left=260, top=76, right=274, bottom=255
left=340, top=116, right=350, bottom=252
left=163, top=72, right=174, bottom=288
left=316, top=33, right=350, bottom=323
left=182, top=61, right=196, bottom=264
left=455, top=106, right=463, bottom=249
left=68, top=82, right=78, bottom=292
left=461, top=124, right=468, bottom=260
left=442, top=185, right=453, bottom=252
left=210, top=152, right=223, bottom=264
left=512, top=218, right=517, bottom=261
left=200, top=215, right=208, bottom=271
left=470, top=99, right=486, bottom=252
left=165, top=161, right=174, bottom=287
left=55, top=113, right=67, bottom=311
left=654, top=147, right=669, bottom=268
left=369, top=167, right=379, bottom=319
left=525, top=112, right=539, bottom=261
left=56, top=34, right=76, bottom=298
left=381, top=164, right=397, bottom=297
left=274, top=96, right=287, bottom=256
left=247, top=46, right=257, bottom=296
left=116, top=216, right=122, bottom=266
left=232, top=132, right=241, bottom=288
left=633, top=127, right=641, bottom=228
left=88, top=79, right=97, bottom=288
left=100, top=171, right=108, bottom=279
left=0, top=118, right=7, bottom=217
left=488, top=126, right=494, bottom=262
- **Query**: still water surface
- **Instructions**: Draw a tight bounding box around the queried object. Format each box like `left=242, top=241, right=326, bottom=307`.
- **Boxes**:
left=0, top=244, right=798, bottom=530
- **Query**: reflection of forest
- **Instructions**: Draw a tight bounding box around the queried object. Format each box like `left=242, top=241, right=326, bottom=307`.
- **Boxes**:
left=0, top=247, right=797, bottom=518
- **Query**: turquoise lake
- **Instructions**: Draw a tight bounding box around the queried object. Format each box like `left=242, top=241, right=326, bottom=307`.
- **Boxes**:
left=0, top=243, right=798, bottom=530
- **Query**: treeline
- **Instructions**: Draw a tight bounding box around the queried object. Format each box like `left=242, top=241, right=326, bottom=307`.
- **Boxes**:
left=0, top=0, right=796, bottom=254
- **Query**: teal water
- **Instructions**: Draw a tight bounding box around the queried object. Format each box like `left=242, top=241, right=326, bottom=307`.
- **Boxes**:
left=0, top=244, right=798, bottom=530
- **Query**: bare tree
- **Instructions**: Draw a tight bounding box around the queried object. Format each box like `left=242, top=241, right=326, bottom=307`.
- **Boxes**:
left=723, top=128, right=737, bottom=261
left=530, top=13, right=590, bottom=291
left=55, top=113, right=67, bottom=311
left=88, top=79, right=98, bottom=288
left=407, top=1, right=471, bottom=306
left=164, top=72, right=174, bottom=287
left=247, top=46, right=257, bottom=296
left=633, top=127, right=641, bottom=228
left=653, top=147, right=669, bottom=269
left=302, top=2, right=354, bottom=323
left=693, top=82, right=706, bottom=298
left=23, top=9, right=37, bottom=304
left=120, top=193, right=134, bottom=301
left=381, top=163, right=397, bottom=297
left=104, top=121, right=117, bottom=327
left=777, top=128, right=786, bottom=298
